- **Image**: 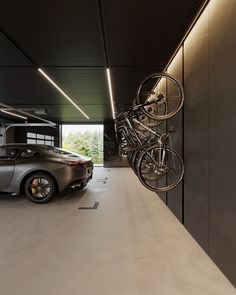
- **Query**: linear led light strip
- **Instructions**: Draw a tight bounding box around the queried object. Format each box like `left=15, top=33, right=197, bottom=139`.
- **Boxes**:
left=106, top=68, right=115, bottom=119
left=1, top=109, right=27, bottom=120
left=38, top=68, right=89, bottom=120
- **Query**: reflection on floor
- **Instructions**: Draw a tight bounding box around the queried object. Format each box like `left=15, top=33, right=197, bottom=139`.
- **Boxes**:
left=0, top=167, right=235, bottom=295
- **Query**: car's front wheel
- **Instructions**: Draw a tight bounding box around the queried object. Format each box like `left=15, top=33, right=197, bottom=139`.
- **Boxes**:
left=24, top=173, right=56, bottom=203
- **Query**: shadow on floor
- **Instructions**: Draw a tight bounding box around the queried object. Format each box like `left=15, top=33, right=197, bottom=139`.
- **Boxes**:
left=0, top=188, right=88, bottom=207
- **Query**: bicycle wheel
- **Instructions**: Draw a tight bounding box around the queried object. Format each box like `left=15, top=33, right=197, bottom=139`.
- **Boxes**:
left=130, top=149, right=142, bottom=175
left=137, top=146, right=184, bottom=192
left=127, top=150, right=135, bottom=165
left=135, top=73, right=184, bottom=120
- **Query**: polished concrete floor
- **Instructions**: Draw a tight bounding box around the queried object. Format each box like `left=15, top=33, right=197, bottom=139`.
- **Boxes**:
left=0, top=167, right=235, bottom=295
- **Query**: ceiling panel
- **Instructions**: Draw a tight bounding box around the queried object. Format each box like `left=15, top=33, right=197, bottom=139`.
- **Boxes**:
left=102, top=0, right=205, bottom=66
left=0, top=68, right=67, bottom=104
left=111, top=67, right=163, bottom=112
left=43, top=68, right=109, bottom=105
left=0, top=67, right=111, bottom=123
left=8, top=104, right=112, bottom=123
left=0, top=68, right=109, bottom=104
left=0, top=32, right=32, bottom=66
left=0, top=0, right=205, bottom=123
left=0, top=0, right=105, bottom=66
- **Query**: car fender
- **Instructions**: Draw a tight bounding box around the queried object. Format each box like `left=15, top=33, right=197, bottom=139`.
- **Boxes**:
left=7, top=160, right=65, bottom=193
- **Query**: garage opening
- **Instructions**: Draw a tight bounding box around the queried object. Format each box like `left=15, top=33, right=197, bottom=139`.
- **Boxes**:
left=62, top=125, right=104, bottom=166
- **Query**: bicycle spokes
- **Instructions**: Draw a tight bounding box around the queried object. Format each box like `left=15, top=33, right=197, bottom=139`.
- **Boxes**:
left=137, top=147, right=184, bottom=192
left=135, top=73, right=184, bottom=121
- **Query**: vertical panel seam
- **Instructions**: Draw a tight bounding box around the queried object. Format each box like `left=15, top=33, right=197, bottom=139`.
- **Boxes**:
left=207, top=3, right=210, bottom=255
left=182, top=44, right=185, bottom=225
left=166, top=81, right=168, bottom=206
left=97, top=0, right=109, bottom=67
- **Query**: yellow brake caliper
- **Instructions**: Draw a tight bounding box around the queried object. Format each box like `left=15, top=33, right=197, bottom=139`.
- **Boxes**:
left=32, top=179, right=39, bottom=195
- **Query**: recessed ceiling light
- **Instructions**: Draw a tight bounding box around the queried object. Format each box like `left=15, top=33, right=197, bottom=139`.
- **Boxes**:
left=106, top=68, right=116, bottom=120
left=1, top=109, right=27, bottom=120
left=38, top=68, right=89, bottom=120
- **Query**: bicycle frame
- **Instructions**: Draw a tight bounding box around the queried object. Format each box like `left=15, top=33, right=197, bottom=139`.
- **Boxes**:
left=120, top=112, right=168, bottom=167
left=115, top=93, right=176, bottom=170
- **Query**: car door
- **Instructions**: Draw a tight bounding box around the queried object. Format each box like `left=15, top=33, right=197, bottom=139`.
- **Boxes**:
left=0, top=147, right=17, bottom=192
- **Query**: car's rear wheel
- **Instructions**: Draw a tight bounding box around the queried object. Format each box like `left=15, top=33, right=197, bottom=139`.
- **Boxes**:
left=24, top=173, right=56, bottom=203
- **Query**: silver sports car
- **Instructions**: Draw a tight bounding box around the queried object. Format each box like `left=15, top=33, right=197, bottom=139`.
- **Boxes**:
left=0, top=144, right=93, bottom=203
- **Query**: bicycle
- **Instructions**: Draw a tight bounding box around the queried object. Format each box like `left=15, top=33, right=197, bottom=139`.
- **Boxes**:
left=115, top=101, right=184, bottom=192
left=133, top=72, right=184, bottom=122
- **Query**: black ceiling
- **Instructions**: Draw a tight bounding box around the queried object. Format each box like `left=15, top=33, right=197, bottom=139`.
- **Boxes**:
left=0, top=0, right=204, bottom=124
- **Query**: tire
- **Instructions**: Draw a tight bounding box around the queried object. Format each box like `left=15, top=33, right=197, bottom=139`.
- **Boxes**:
left=135, top=73, right=184, bottom=121
left=24, top=173, right=56, bottom=203
left=131, top=149, right=142, bottom=175
left=137, top=146, right=184, bottom=192
left=127, top=151, right=134, bottom=166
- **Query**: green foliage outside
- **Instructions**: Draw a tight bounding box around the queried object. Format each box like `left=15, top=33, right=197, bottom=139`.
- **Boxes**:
left=62, top=130, right=103, bottom=164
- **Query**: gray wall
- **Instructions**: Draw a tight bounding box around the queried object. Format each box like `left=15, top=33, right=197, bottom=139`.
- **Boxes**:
left=208, top=0, right=236, bottom=284
left=166, top=48, right=183, bottom=222
left=0, top=118, right=15, bottom=144
left=184, top=6, right=209, bottom=252
left=165, top=0, right=236, bottom=285
left=0, top=126, right=4, bottom=144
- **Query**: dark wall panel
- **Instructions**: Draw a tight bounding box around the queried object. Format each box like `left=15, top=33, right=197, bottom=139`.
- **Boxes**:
left=157, top=122, right=168, bottom=204
left=166, top=47, right=183, bottom=222
left=183, top=7, right=209, bottom=252
left=5, top=127, right=15, bottom=144
left=104, top=120, right=128, bottom=167
left=208, top=0, right=236, bottom=284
